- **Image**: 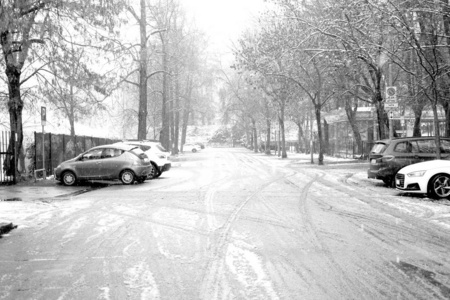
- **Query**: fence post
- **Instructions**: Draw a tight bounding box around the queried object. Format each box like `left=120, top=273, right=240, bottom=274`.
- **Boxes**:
left=49, top=132, right=52, bottom=175
left=34, top=131, right=36, bottom=173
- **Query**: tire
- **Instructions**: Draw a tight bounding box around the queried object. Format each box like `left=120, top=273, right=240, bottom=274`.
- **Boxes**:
left=62, top=171, right=77, bottom=186
left=120, top=170, right=135, bottom=185
left=383, top=177, right=394, bottom=188
left=429, top=174, right=450, bottom=199
left=149, top=162, right=161, bottom=179
left=192, top=148, right=197, bottom=153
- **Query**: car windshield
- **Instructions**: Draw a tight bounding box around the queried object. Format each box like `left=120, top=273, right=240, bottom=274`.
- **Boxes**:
left=370, top=142, right=388, bottom=154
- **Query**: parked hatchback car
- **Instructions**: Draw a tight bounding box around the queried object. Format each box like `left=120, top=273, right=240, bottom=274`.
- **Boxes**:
left=395, top=158, right=450, bottom=199
left=54, top=144, right=152, bottom=186
left=368, top=136, right=450, bottom=186
left=118, top=141, right=171, bottom=178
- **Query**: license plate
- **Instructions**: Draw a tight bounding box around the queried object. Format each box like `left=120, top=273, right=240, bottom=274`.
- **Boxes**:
left=371, top=159, right=377, bottom=164
left=396, top=179, right=400, bottom=185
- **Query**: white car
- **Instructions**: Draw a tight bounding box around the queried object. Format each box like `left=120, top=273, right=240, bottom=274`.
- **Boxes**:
left=395, top=159, right=450, bottom=199
left=183, top=143, right=201, bottom=153
left=116, top=141, right=171, bottom=178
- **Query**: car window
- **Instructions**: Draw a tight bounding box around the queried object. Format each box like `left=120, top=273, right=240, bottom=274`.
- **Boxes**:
left=102, top=148, right=123, bottom=158
left=130, top=147, right=145, bottom=156
left=129, top=143, right=151, bottom=151
left=83, top=149, right=103, bottom=160
left=370, top=143, right=388, bottom=154
left=394, top=142, right=412, bottom=153
left=417, top=139, right=436, bottom=153
left=441, top=140, right=450, bottom=153
left=114, top=149, right=124, bottom=156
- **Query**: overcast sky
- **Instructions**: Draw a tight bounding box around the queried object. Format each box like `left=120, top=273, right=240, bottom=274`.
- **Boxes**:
left=182, top=0, right=265, bottom=64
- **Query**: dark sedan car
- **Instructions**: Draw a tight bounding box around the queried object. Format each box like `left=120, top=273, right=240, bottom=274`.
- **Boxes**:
left=54, top=144, right=153, bottom=186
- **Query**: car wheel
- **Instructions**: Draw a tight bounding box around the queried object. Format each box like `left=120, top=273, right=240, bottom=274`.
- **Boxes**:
left=149, top=162, right=161, bottom=179
left=429, top=174, right=450, bottom=199
left=120, top=170, right=135, bottom=185
left=192, top=148, right=197, bottom=153
left=62, top=171, right=77, bottom=186
left=383, top=177, right=394, bottom=188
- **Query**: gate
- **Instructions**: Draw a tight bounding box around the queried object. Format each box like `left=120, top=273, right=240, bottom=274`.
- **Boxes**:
left=0, top=131, right=15, bottom=184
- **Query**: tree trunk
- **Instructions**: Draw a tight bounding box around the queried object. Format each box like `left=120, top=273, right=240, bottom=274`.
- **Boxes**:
left=344, top=97, right=363, bottom=154
left=432, top=84, right=442, bottom=160
left=160, top=39, right=169, bottom=149
left=314, top=105, right=324, bottom=165
left=173, top=70, right=180, bottom=155
left=296, top=121, right=304, bottom=153
left=180, top=78, right=193, bottom=152
left=5, top=64, right=24, bottom=179
left=265, top=118, right=271, bottom=155
left=137, top=0, right=148, bottom=140
left=279, top=116, right=287, bottom=158
left=252, top=118, right=258, bottom=153
left=323, top=118, right=329, bottom=155
left=413, top=108, right=422, bottom=137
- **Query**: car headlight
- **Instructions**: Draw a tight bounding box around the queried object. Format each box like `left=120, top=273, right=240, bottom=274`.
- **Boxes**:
left=407, top=170, right=426, bottom=177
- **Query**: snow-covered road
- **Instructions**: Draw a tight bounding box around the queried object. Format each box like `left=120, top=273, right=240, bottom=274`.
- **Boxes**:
left=1, top=147, right=450, bottom=299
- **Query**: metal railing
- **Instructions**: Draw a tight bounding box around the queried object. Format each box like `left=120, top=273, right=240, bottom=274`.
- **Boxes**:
left=0, top=131, right=15, bottom=184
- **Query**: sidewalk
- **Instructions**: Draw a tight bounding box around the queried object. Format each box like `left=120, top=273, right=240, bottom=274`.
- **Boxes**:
left=0, top=177, right=91, bottom=237
left=0, top=177, right=90, bottom=202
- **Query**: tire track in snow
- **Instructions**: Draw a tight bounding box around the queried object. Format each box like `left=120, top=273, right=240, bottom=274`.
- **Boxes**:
left=284, top=173, right=365, bottom=299
left=199, top=171, right=292, bottom=300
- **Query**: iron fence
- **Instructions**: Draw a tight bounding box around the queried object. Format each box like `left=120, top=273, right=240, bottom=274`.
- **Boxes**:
left=328, top=138, right=374, bottom=160
left=258, top=139, right=374, bottom=160
left=0, top=131, right=15, bottom=184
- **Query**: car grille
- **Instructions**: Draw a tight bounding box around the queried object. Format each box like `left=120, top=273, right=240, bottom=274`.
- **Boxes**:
left=396, top=173, right=405, bottom=187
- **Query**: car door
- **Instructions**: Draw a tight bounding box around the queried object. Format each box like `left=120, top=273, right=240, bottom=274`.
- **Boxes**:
left=416, top=139, right=439, bottom=162
left=391, top=141, right=417, bottom=170
left=76, top=148, right=103, bottom=179
left=99, top=148, right=123, bottom=179
left=439, top=139, right=450, bottom=159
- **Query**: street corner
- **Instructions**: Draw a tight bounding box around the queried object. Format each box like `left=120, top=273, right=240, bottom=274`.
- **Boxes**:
left=0, top=176, right=92, bottom=202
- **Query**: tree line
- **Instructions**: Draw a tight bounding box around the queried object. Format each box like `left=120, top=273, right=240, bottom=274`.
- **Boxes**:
left=226, top=0, right=450, bottom=164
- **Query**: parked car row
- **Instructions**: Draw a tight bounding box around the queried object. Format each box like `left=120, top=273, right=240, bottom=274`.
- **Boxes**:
left=368, top=136, right=450, bottom=199
left=54, top=141, right=172, bottom=186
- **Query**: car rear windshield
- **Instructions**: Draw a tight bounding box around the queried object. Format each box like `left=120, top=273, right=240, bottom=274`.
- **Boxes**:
left=130, top=147, right=148, bottom=159
left=370, top=142, right=388, bottom=154
left=130, top=144, right=151, bottom=151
